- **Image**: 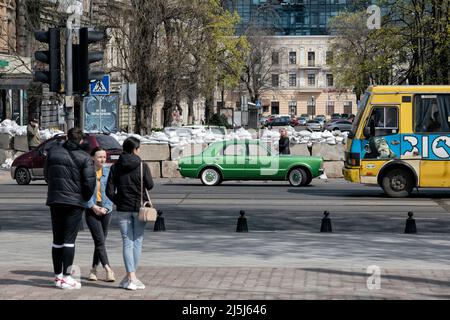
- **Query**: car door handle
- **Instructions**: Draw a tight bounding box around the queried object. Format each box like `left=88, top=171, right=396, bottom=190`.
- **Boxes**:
left=391, top=140, right=400, bottom=145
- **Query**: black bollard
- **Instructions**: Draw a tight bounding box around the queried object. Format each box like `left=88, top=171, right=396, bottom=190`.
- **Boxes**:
left=236, top=210, right=248, bottom=232
left=404, top=211, right=417, bottom=234
left=320, top=211, right=332, bottom=233
left=154, top=210, right=166, bottom=231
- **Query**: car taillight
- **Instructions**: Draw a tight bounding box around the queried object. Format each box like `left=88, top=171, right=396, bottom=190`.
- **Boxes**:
left=345, top=152, right=360, bottom=167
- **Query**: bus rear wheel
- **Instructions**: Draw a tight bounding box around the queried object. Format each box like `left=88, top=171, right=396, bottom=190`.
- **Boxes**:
left=381, top=168, right=414, bottom=198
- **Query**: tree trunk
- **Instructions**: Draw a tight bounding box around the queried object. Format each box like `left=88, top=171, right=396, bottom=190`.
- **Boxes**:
left=187, top=95, right=195, bottom=124
left=163, top=99, right=173, bottom=128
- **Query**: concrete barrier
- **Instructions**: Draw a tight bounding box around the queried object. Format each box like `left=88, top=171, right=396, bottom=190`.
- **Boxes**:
left=140, top=144, right=170, bottom=161
left=290, top=144, right=311, bottom=156
left=312, top=143, right=345, bottom=161
left=323, top=161, right=344, bottom=178
left=13, top=135, right=29, bottom=152
left=162, top=160, right=182, bottom=178
left=144, top=161, right=161, bottom=178
left=0, top=149, right=14, bottom=165
left=0, top=133, right=13, bottom=150
left=170, top=143, right=207, bottom=161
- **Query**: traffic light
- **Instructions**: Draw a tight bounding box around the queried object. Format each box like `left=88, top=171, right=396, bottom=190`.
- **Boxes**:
left=34, top=28, right=61, bottom=93
left=73, top=27, right=106, bottom=94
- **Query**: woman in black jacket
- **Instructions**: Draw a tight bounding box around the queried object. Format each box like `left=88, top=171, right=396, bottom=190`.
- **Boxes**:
left=106, top=137, right=154, bottom=291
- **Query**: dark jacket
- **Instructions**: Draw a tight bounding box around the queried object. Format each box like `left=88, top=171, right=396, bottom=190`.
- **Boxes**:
left=279, top=136, right=291, bottom=155
left=106, top=153, right=154, bottom=212
left=45, top=140, right=96, bottom=208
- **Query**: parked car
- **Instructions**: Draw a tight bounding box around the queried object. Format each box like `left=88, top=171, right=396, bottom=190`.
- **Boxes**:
left=331, top=113, right=341, bottom=120
left=290, top=117, right=300, bottom=126
left=306, top=120, right=323, bottom=131
left=324, top=120, right=353, bottom=132
left=267, top=116, right=291, bottom=127
left=11, top=133, right=122, bottom=185
left=178, top=140, right=323, bottom=187
left=300, top=113, right=310, bottom=120
left=297, top=117, right=308, bottom=126
left=259, top=116, right=268, bottom=126
left=314, top=115, right=326, bottom=126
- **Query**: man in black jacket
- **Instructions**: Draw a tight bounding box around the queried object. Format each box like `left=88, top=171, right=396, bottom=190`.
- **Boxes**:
left=279, top=128, right=291, bottom=155
left=45, top=127, right=96, bottom=289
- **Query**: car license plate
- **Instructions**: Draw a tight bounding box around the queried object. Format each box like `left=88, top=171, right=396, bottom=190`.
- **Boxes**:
left=110, top=155, right=120, bottom=160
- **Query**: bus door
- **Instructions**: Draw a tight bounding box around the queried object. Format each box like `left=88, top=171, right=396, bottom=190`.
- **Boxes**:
left=413, top=94, right=450, bottom=187
left=360, top=106, right=401, bottom=179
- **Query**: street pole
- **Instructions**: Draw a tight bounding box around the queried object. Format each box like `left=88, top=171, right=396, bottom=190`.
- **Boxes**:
left=65, top=10, right=80, bottom=131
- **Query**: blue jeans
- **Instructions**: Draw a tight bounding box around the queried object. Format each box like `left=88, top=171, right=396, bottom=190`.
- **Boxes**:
left=117, top=211, right=146, bottom=273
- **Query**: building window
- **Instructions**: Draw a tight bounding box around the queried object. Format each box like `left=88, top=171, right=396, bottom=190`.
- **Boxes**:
left=289, top=101, right=297, bottom=116
left=308, top=74, right=315, bottom=86
left=272, top=74, right=279, bottom=87
left=326, top=74, right=334, bottom=87
left=344, top=101, right=353, bottom=114
left=272, top=51, right=279, bottom=65
left=289, top=73, right=297, bottom=87
left=236, top=101, right=240, bottom=111
left=271, top=102, right=279, bottom=115
left=326, top=101, right=335, bottom=115
left=263, top=106, right=269, bottom=113
left=326, top=51, right=333, bottom=65
left=289, top=52, right=297, bottom=64
left=308, top=52, right=315, bottom=67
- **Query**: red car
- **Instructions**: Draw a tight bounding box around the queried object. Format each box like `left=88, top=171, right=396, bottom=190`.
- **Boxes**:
left=11, top=133, right=122, bottom=185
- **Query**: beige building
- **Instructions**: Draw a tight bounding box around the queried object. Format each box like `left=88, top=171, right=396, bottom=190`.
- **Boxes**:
left=220, top=36, right=357, bottom=119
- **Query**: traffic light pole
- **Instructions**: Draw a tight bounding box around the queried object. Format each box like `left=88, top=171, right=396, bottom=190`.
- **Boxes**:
left=65, top=12, right=80, bottom=131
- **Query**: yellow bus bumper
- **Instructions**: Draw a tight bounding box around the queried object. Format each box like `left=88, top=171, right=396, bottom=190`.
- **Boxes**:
left=343, top=167, right=360, bottom=183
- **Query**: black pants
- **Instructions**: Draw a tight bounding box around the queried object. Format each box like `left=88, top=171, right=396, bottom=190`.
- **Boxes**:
left=50, top=205, right=84, bottom=276
left=85, top=206, right=112, bottom=268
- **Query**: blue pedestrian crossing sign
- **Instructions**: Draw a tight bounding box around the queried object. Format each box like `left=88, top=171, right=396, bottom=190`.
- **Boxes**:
left=255, top=100, right=261, bottom=108
left=90, top=75, right=110, bottom=95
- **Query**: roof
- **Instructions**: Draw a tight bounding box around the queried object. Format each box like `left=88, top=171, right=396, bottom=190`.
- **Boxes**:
left=367, top=85, right=450, bottom=94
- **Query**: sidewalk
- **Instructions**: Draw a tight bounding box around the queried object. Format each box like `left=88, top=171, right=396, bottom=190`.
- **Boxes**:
left=1, top=266, right=449, bottom=299
left=1, top=230, right=450, bottom=299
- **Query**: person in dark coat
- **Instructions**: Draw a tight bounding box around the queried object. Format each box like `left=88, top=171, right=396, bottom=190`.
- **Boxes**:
left=278, top=128, right=291, bottom=155
left=44, top=127, right=96, bottom=290
left=106, top=137, right=154, bottom=291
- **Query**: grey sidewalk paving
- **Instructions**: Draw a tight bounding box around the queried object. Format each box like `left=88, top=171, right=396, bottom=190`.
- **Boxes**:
left=1, top=230, right=450, bottom=299
left=1, top=266, right=449, bottom=300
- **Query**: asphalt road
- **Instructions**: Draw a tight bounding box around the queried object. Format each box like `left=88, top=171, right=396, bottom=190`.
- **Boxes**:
left=1, top=176, right=450, bottom=234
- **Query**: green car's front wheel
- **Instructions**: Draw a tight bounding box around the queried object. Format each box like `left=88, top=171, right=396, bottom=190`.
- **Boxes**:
left=200, top=167, right=222, bottom=186
left=288, top=167, right=308, bottom=187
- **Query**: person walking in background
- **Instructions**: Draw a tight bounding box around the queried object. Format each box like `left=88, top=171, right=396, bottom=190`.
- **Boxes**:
left=85, top=147, right=115, bottom=283
left=27, top=115, right=41, bottom=150
left=45, top=127, right=96, bottom=290
left=279, top=128, right=291, bottom=155
left=106, top=137, right=154, bottom=291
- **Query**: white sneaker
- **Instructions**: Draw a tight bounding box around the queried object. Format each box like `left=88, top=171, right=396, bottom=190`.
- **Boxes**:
left=61, top=275, right=81, bottom=290
left=125, top=280, right=137, bottom=291
left=134, top=279, right=145, bottom=290
left=54, top=274, right=63, bottom=288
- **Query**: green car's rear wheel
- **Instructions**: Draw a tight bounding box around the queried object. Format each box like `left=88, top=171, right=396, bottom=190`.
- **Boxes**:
left=200, top=167, right=222, bottom=186
left=288, top=167, right=307, bottom=187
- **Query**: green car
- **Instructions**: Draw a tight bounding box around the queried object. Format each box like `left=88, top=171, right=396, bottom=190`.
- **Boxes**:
left=178, top=140, right=324, bottom=186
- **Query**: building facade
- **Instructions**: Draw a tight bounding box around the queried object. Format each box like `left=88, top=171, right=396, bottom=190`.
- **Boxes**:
left=216, top=1, right=359, bottom=123
left=221, top=35, right=356, bottom=119
left=223, top=0, right=352, bottom=36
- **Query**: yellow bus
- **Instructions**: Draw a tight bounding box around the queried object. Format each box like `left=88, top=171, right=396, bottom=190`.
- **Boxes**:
left=343, top=85, right=450, bottom=197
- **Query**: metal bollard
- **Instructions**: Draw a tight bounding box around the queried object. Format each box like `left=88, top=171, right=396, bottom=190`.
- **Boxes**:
left=320, top=211, right=332, bottom=232
left=404, top=211, right=417, bottom=234
left=236, top=210, right=248, bottom=232
left=154, top=210, right=166, bottom=231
